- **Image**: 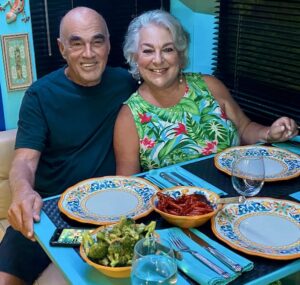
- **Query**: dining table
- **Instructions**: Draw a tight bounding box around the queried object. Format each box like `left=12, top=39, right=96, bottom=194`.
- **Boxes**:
left=34, top=151, right=300, bottom=285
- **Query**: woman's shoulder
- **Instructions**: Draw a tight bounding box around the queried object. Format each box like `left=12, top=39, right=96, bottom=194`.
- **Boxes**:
left=184, top=72, right=213, bottom=92
left=184, top=72, right=219, bottom=83
left=184, top=72, right=217, bottom=86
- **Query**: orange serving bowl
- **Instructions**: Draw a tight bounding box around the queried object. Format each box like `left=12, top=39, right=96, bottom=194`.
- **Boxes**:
left=151, top=186, right=222, bottom=228
left=79, top=225, right=131, bottom=278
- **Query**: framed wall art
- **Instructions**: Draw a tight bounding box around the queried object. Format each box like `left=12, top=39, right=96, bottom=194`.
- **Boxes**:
left=1, top=33, right=33, bottom=91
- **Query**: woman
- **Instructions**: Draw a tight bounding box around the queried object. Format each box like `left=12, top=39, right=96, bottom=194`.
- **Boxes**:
left=114, top=10, right=298, bottom=175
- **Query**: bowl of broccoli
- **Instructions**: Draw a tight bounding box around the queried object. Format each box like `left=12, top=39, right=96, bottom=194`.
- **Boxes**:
left=80, top=217, right=156, bottom=278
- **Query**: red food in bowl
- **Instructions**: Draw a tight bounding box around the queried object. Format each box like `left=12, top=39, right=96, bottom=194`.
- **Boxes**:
left=156, top=192, right=213, bottom=216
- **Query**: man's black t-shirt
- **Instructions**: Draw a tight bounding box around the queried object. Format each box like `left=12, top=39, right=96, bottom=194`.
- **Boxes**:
left=16, top=66, right=136, bottom=197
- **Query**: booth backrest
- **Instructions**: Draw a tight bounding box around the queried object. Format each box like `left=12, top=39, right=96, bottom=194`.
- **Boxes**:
left=0, top=129, right=16, bottom=219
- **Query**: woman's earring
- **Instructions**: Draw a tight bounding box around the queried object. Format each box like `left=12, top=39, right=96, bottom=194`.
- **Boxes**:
left=137, top=71, right=142, bottom=85
left=136, top=64, right=142, bottom=85
left=179, top=69, right=183, bottom=83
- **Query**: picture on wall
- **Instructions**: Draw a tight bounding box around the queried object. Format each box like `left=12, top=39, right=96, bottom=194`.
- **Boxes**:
left=1, top=33, right=33, bottom=91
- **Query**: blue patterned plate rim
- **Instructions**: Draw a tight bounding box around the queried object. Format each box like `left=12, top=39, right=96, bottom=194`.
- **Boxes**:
left=58, top=176, right=159, bottom=225
left=214, top=145, right=300, bottom=182
left=211, top=197, right=300, bottom=260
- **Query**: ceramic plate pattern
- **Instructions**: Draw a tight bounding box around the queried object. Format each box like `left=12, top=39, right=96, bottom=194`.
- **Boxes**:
left=211, top=197, right=300, bottom=260
left=214, top=146, right=300, bottom=181
left=58, top=176, right=159, bottom=225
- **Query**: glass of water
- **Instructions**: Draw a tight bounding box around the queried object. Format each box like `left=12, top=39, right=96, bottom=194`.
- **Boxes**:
left=231, top=151, right=265, bottom=197
left=131, top=236, right=177, bottom=285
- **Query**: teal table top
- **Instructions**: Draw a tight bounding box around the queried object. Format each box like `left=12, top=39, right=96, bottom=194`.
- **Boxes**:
left=34, top=155, right=300, bottom=285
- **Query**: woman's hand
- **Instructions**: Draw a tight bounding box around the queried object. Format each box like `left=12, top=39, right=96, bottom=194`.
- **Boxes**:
left=267, top=117, right=299, bottom=142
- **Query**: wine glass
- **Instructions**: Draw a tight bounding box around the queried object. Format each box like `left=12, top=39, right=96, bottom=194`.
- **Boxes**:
left=131, top=236, right=177, bottom=285
left=231, top=151, right=265, bottom=197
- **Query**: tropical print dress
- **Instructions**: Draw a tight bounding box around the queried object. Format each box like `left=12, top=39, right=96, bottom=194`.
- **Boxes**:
left=125, top=73, right=239, bottom=171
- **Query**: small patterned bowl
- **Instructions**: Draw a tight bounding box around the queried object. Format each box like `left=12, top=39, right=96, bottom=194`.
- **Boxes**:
left=151, top=186, right=222, bottom=228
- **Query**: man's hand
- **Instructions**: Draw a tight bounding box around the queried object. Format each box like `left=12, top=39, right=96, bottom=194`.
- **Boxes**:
left=9, top=148, right=42, bottom=241
left=8, top=188, right=43, bottom=241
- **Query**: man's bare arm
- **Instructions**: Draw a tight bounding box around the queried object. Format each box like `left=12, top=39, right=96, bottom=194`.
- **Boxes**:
left=8, top=148, right=43, bottom=241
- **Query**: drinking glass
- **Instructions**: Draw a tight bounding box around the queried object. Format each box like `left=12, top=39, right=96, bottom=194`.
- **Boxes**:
left=131, top=236, right=177, bottom=285
left=231, top=152, right=265, bottom=197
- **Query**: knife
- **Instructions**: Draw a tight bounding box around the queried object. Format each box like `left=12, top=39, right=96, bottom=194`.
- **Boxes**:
left=145, top=175, right=165, bottom=189
left=217, top=196, right=246, bottom=204
left=170, top=172, right=194, bottom=186
left=182, top=228, right=242, bottom=273
left=159, top=172, right=184, bottom=186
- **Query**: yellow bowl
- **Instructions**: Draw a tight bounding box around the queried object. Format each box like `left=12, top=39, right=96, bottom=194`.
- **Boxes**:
left=151, top=186, right=222, bottom=228
left=79, top=225, right=131, bottom=278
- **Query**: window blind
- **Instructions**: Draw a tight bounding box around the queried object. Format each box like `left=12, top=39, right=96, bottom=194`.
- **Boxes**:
left=213, top=0, right=300, bottom=125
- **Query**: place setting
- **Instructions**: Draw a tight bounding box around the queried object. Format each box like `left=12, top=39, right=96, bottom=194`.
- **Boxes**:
left=146, top=185, right=256, bottom=285
left=212, top=145, right=300, bottom=261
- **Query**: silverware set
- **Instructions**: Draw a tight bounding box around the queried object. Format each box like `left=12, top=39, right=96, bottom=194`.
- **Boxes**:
left=169, top=232, right=231, bottom=279
left=182, top=228, right=242, bottom=273
left=159, top=172, right=185, bottom=186
left=160, top=171, right=196, bottom=186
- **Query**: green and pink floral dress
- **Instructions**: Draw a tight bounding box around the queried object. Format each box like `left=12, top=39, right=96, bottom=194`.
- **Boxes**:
left=125, top=73, right=239, bottom=171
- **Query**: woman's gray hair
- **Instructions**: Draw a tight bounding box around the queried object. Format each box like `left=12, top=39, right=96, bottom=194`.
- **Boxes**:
left=123, top=9, right=190, bottom=80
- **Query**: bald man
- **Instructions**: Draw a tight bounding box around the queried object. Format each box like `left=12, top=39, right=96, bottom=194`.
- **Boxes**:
left=0, top=7, right=135, bottom=285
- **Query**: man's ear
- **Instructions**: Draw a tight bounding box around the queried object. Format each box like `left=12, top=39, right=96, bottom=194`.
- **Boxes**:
left=57, top=38, right=66, bottom=59
left=107, top=40, right=111, bottom=55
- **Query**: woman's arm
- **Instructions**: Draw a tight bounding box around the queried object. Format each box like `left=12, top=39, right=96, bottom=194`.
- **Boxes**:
left=202, top=75, right=298, bottom=144
left=114, top=105, right=141, bottom=175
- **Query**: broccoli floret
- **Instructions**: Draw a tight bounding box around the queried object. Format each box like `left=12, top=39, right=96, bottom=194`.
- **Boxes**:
left=111, top=217, right=134, bottom=232
left=82, top=231, right=96, bottom=256
left=97, top=229, right=115, bottom=244
left=122, top=226, right=140, bottom=240
left=119, top=216, right=135, bottom=228
left=107, top=240, right=129, bottom=267
left=134, top=223, right=146, bottom=234
left=122, top=235, right=135, bottom=250
left=96, top=230, right=106, bottom=242
left=87, top=240, right=109, bottom=260
left=144, top=221, right=156, bottom=237
left=98, top=257, right=110, bottom=266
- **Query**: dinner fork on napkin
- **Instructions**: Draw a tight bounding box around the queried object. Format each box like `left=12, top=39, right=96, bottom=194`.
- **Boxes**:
left=157, top=227, right=254, bottom=285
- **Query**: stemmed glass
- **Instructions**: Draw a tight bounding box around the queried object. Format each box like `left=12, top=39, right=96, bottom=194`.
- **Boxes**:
left=131, top=236, right=177, bottom=285
left=231, top=151, right=265, bottom=198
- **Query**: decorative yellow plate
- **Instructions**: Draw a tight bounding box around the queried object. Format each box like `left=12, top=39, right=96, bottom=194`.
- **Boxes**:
left=58, top=176, right=159, bottom=225
left=211, top=197, right=300, bottom=260
left=214, top=146, right=300, bottom=181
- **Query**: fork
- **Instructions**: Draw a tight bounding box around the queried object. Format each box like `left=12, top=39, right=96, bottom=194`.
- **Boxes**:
left=168, top=232, right=230, bottom=279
